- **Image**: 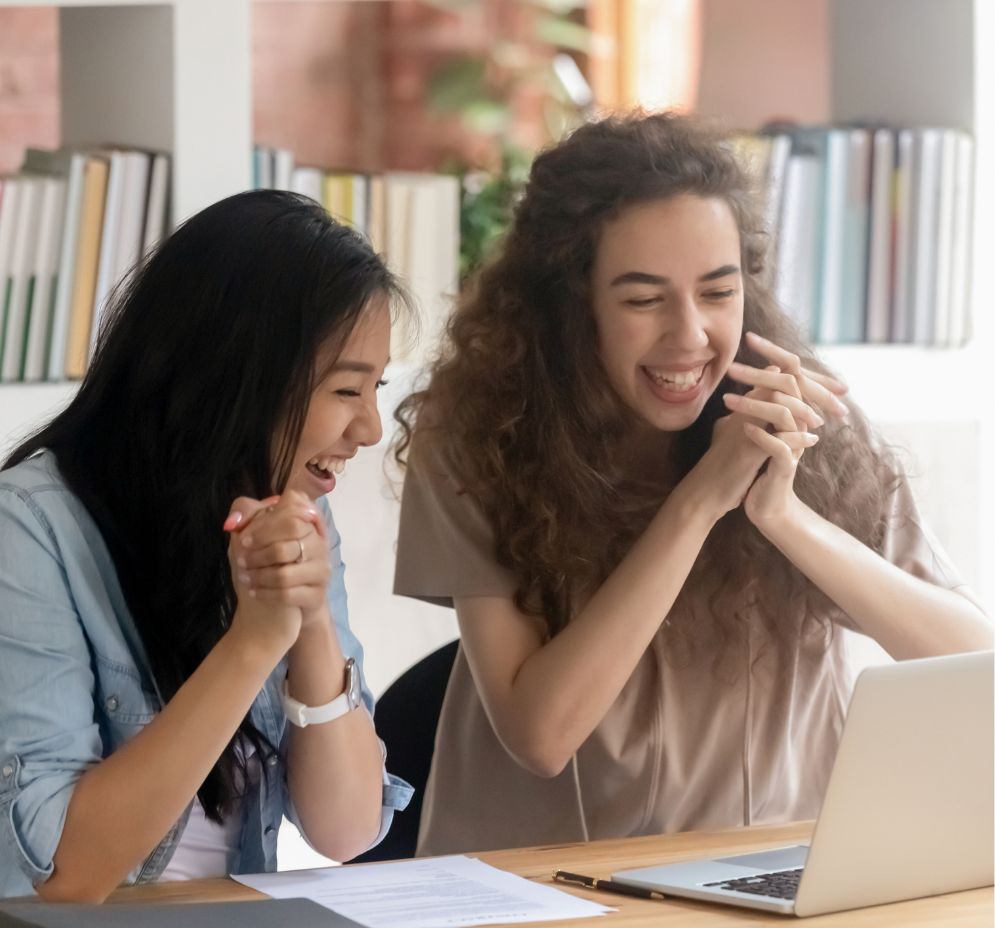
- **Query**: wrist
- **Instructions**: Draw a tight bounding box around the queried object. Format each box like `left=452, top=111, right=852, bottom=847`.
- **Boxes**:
left=750, top=493, right=811, bottom=542
left=667, top=476, right=726, bottom=530
left=220, top=620, right=292, bottom=677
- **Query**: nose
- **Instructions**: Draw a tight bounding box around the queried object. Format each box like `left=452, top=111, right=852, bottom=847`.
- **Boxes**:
left=661, top=293, right=709, bottom=351
left=347, top=395, right=383, bottom=447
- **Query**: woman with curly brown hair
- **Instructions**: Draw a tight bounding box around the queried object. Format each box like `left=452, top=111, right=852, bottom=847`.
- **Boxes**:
left=392, top=112, right=991, bottom=855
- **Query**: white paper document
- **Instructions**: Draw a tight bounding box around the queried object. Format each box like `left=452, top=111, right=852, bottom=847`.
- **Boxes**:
left=233, top=854, right=613, bottom=928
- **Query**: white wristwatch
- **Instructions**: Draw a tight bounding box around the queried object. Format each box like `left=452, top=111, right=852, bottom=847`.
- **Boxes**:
left=281, top=657, right=362, bottom=728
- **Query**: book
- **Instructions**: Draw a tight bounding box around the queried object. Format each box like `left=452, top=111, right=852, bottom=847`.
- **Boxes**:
left=111, top=150, right=151, bottom=295
left=931, top=130, right=959, bottom=347
left=837, top=128, right=871, bottom=343
left=946, top=133, right=974, bottom=347
left=64, top=155, right=110, bottom=380
left=89, top=149, right=127, bottom=356
left=0, top=177, right=23, bottom=371
left=890, top=129, right=916, bottom=342
left=910, top=128, right=943, bottom=345
left=1, top=176, right=43, bottom=382
left=774, top=144, right=821, bottom=338
left=865, top=129, right=895, bottom=343
left=22, top=176, right=67, bottom=381
left=142, top=151, right=171, bottom=257
left=47, top=152, right=87, bottom=381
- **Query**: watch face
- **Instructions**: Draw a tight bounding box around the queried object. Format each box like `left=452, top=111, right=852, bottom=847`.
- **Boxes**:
left=346, top=657, right=362, bottom=710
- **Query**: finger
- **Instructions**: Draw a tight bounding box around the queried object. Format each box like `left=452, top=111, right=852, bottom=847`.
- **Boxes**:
left=726, top=362, right=803, bottom=399
left=744, top=331, right=804, bottom=376
left=744, top=331, right=849, bottom=408
left=723, top=393, right=798, bottom=433
left=803, top=367, right=849, bottom=396
left=240, top=506, right=320, bottom=549
left=267, top=491, right=327, bottom=539
left=223, top=495, right=281, bottom=533
left=238, top=535, right=316, bottom=570
left=743, top=423, right=804, bottom=475
left=767, top=391, right=824, bottom=429
left=240, top=561, right=329, bottom=592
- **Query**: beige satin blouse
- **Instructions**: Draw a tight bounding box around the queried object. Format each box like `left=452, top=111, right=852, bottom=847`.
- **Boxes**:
left=393, top=439, right=970, bottom=857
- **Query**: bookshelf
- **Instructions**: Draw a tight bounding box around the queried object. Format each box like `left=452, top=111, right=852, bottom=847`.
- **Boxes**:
left=0, top=0, right=991, bottom=605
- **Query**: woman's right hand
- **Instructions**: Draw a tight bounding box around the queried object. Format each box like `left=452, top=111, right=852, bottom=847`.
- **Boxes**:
left=677, top=367, right=823, bottom=523
left=223, top=495, right=304, bottom=656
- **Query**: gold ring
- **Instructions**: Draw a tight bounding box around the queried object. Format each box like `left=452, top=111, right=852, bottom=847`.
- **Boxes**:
left=294, top=539, right=305, bottom=564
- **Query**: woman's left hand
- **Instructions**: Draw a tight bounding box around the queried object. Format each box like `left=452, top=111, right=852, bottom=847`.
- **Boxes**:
left=725, top=364, right=819, bottom=526
left=228, top=491, right=332, bottom=626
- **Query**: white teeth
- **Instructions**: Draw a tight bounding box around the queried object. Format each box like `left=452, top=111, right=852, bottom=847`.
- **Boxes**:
left=308, top=455, right=346, bottom=476
left=645, top=365, right=705, bottom=391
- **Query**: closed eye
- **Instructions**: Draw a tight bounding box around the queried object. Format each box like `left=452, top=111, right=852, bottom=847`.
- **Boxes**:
left=624, top=296, right=663, bottom=308
left=705, top=289, right=736, bottom=300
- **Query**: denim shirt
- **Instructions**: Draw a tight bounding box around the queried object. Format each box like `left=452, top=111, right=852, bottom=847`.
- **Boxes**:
left=0, top=451, right=412, bottom=897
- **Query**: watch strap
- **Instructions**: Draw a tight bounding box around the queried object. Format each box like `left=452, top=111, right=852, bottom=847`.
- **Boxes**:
left=281, top=658, right=360, bottom=728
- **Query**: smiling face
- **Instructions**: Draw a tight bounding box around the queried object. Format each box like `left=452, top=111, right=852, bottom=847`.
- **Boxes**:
left=591, top=194, right=745, bottom=433
left=283, top=299, right=391, bottom=500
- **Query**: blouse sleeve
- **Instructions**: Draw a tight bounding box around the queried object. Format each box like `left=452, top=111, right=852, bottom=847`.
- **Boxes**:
left=393, top=434, right=516, bottom=608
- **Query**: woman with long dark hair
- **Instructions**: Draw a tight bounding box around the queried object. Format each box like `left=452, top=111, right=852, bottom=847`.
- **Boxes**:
left=0, top=190, right=411, bottom=900
left=393, top=112, right=991, bottom=855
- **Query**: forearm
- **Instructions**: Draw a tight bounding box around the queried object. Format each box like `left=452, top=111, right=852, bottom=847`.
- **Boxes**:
left=39, top=627, right=282, bottom=903
left=757, top=499, right=993, bottom=659
left=472, top=485, right=715, bottom=777
left=285, top=618, right=383, bottom=861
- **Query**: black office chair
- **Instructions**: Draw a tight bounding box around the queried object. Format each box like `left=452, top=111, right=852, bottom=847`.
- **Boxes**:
left=351, top=639, right=459, bottom=862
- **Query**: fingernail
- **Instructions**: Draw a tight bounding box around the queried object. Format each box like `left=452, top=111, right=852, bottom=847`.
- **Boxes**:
left=835, top=400, right=849, bottom=416
left=811, top=414, right=825, bottom=427
left=248, top=589, right=257, bottom=598
left=241, top=535, right=253, bottom=548
left=236, top=556, right=246, bottom=568
left=223, top=512, right=243, bottom=531
left=723, top=393, right=741, bottom=405
left=806, top=433, right=820, bottom=444
left=238, top=572, right=250, bottom=585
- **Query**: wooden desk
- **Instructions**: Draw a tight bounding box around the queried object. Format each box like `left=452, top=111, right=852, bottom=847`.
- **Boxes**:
left=105, top=821, right=993, bottom=926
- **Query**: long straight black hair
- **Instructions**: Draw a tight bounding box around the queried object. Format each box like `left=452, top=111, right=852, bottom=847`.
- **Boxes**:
left=5, top=189, right=404, bottom=821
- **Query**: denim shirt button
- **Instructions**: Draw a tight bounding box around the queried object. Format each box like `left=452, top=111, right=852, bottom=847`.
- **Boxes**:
left=105, top=695, right=119, bottom=712
left=266, top=755, right=278, bottom=768
left=1, top=764, right=12, bottom=779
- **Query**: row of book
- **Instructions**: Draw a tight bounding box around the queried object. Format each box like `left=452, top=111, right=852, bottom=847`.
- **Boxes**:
left=253, top=146, right=460, bottom=363
left=733, top=125, right=973, bottom=347
left=0, top=147, right=170, bottom=384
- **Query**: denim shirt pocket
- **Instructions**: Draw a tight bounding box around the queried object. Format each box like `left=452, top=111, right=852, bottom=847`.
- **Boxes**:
left=93, top=655, right=158, bottom=749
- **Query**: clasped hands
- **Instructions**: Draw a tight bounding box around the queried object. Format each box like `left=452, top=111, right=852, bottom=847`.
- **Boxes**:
left=703, top=331, right=849, bottom=527
left=222, top=491, right=332, bottom=650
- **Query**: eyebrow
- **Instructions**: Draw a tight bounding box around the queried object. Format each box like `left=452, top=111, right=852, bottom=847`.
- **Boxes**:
left=330, top=360, right=388, bottom=374
left=609, top=265, right=741, bottom=287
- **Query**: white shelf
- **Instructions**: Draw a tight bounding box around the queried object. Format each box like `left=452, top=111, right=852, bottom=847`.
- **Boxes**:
left=818, top=343, right=983, bottom=424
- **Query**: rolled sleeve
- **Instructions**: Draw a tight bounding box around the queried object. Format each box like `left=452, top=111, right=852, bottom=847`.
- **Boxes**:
left=0, top=489, right=101, bottom=895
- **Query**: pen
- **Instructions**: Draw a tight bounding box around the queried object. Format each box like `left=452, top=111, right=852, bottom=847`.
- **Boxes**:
left=552, top=869, right=666, bottom=901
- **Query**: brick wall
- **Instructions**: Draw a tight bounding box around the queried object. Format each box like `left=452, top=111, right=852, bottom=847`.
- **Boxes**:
left=0, top=2, right=553, bottom=175
left=0, top=8, right=59, bottom=174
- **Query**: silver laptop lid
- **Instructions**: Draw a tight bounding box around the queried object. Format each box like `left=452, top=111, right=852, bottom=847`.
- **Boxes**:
left=795, top=650, right=994, bottom=917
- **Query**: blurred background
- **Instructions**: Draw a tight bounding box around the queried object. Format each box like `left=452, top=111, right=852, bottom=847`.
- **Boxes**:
left=0, top=0, right=991, bottom=867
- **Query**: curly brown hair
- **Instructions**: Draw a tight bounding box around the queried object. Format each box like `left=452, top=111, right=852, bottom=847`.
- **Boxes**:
left=395, top=111, right=899, bottom=661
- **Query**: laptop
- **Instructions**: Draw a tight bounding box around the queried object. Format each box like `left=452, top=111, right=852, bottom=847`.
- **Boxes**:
left=612, top=650, right=994, bottom=917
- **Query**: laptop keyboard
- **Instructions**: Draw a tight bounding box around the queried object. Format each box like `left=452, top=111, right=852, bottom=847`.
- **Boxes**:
left=703, top=867, right=803, bottom=900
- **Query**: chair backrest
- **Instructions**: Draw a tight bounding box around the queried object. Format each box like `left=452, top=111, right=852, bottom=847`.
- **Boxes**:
left=351, top=639, right=459, bottom=863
